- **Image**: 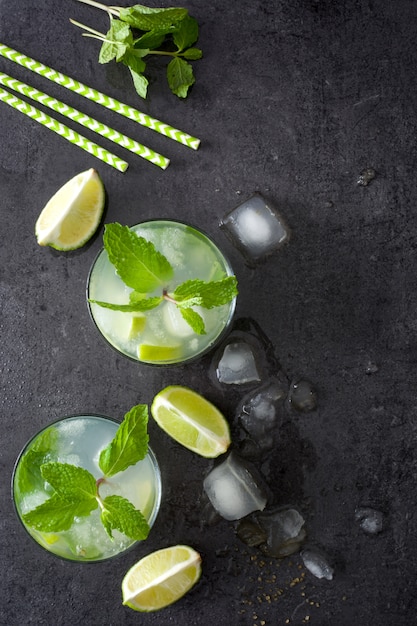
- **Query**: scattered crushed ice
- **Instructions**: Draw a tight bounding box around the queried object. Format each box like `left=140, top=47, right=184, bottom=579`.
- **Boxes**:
left=216, top=341, right=261, bottom=385
left=355, top=507, right=384, bottom=534
left=365, top=361, right=379, bottom=374
left=288, top=379, right=318, bottom=412
left=203, top=451, right=268, bottom=521
left=301, top=548, right=334, bottom=580
left=357, top=167, right=376, bottom=186
left=239, top=382, right=286, bottom=450
left=255, top=506, right=306, bottom=558
left=220, top=194, right=290, bottom=265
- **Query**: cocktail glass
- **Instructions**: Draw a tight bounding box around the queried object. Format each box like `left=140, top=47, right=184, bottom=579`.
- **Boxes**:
left=87, top=220, right=236, bottom=365
left=12, top=414, right=161, bottom=562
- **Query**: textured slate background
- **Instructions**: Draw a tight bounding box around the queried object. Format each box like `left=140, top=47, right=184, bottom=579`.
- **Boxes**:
left=1, top=1, right=416, bottom=624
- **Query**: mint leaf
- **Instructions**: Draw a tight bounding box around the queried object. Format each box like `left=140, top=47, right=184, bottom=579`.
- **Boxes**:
left=119, top=6, right=188, bottom=31
left=182, top=47, right=203, bottom=60
left=100, top=494, right=150, bottom=540
left=41, top=462, right=98, bottom=502
left=167, top=57, right=195, bottom=98
left=134, top=29, right=167, bottom=49
left=89, top=296, right=162, bottom=312
left=173, top=277, right=238, bottom=309
left=103, top=223, right=174, bottom=292
left=15, top=427, right=58, bottom=494
left=173, top=15, right=199, bottom=51
left=178, top=307, right=206, bottom=335
left=22, top=493, right=98, bottom=532
left=99, top=404, right=148, bottom=477
left=128, top=66, right=149, bottom=98
left=98, top=18, right=133, bottom=64
left=121, top=47, right=148, bottom=74
left=22, top=462, right=98, bottom=533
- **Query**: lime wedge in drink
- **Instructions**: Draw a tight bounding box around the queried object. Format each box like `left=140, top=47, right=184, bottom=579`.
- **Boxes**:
left=138, top=344, right=182, bottom=363
left=128, top=315, right=146, bottom=339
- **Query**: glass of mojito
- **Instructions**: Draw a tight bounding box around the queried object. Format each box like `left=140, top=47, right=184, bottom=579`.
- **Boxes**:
left=12, top=409, right=161, bottom=562
left=87, top=220, right=238, bottom=365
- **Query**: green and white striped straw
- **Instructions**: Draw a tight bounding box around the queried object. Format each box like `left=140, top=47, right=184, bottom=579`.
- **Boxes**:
left=0, top=86, right=128, bottom=172
left=0, top=42, right=200, bottom=150
left=0, top=72, right=170, bottom=170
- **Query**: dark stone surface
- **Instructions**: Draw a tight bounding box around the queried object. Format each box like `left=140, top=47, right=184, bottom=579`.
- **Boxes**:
left=1, top=1, right=416, bottom=624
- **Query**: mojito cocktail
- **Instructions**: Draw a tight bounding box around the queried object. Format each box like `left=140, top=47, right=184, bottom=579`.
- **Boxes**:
left=12, top=413, right=161, bottom=562
left=87, top=220, right=237, bottom=365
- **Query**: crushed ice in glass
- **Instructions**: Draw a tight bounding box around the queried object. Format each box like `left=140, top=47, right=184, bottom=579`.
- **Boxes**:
left=216, top=341, right=261, bottom=385
left=301, top=548, right=334, bottom=580
left=355, top=507, right=384, bottom=534
left=288, top=379, right=318, bottom=412
left=220, top=194, right=290, bottom=265
left=203, top=451, right=268, bottom=521
left=238, top=382, right=286, bottom=450
left=255, top=506, right=306, bottom=558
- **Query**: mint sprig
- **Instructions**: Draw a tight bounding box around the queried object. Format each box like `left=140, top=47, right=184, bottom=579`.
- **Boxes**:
left=71, top=2, right=202, bottom=99
left=22, top=405, right=151, bottom=543
left=90, top=223, right=238, bottom=335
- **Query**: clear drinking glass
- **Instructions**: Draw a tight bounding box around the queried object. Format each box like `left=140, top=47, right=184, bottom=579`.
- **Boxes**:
left=12, top=414, right=161, bottom=562
left=87, top=220, right=236, bottom=365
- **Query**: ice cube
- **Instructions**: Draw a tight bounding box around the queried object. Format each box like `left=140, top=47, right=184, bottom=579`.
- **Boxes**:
left=239, top=382, right=286, bottom=446
left=163, top=302, right=196, bottom=338
left=203, top=451, right=268, bottom=521
left=256, top=506, right=306, bottom=557
left=220, top=194, right=290, bottom=265
left=301, top=548, right=334, bottom=580
left=288, top=379, right=318, bottom=412
left=216, top=341, right=261, bottom=385
left=355, top=507, right=384, bottom=534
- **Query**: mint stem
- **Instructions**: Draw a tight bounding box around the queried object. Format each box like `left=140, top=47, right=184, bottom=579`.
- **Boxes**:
left=75, top=0, right=120, bottom=18
left=162, top=289, right=177, bottom=304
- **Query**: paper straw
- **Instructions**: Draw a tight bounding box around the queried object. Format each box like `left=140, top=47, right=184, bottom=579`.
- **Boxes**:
left=0, top=42, right=200, bottom=150
left=0, top=72, right=170, bottom=170
left=0, top=87, right=128, bottom=172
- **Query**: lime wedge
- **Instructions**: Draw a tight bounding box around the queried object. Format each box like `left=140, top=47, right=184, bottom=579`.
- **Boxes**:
left=35, top=168, right=105, bottom=251
left=151, top=385, right=231, bottom=457
left=128, top=315, right=146, bottom=339
left=122, top=545, right=202, bottom=612
left=138, top=344, right=182, bottom=363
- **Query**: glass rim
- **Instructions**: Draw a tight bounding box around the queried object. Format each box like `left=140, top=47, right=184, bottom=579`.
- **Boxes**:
left=11, top=413, right=162, bottom=563
left=86, top=219, right=237, bottom=367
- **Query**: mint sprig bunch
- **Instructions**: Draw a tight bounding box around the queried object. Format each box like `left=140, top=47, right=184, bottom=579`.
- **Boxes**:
left=89, top=223, right=238, bottom=335
left=71, top=1, right=202, bottom=98
left=22, top=405, right=151, bottom=542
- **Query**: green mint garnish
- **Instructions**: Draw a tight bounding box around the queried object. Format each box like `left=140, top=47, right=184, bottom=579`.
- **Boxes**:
left=103, top=222, right=174, bottom=292
left=90, top=222, right=238, bottom=335
left=101, top=494, right=149, bottom=540
left=71, top=2, right=202, bottom=99
left=21, top=405, right=151, bottom=542
left=15, top=427, right=59, bottom=494
left=99, top=404, right=149, bottom=477
left=23, top=464, right=98, bottom=532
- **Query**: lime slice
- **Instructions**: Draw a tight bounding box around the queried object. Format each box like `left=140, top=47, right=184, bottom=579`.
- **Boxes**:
left=151, top=385, right=231, bottom=457
left=128, top=315, right=146, bottom=339
left=35, top=168, right=105, bottom=250
left=138, top=344, right=182, bottom=363
left=122, top=545, right=202, bottom=612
